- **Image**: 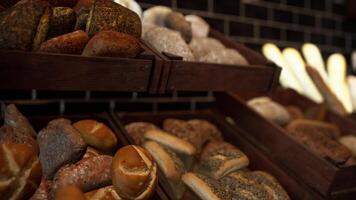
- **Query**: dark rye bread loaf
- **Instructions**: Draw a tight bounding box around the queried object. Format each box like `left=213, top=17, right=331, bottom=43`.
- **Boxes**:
left=47, top=7, right=76, bottom=39
left=86, top=0, right=141, bottom=38
left=37, top=118, right=87, bottom=179
left=0, top=0, right=51, bottom=51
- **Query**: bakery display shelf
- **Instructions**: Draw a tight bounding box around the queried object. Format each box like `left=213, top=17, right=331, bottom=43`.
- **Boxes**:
left=215, top=92, right=356, bottom=199
left=0, top=41, right=161, bottom=92
left=9, top=112, right=169, bottom=200
left=112, top=110, right=323, bottom=200
left=146, top=29, right=281, bottom=94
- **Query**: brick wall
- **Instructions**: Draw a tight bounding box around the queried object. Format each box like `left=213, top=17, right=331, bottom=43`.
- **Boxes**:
left=1, top=0, right=355, bottom=116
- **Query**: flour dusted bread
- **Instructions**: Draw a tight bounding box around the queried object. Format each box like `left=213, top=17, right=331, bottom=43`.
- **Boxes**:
left=164, top=11, right=192, bottom=43
left=185, top=15, right=209, bottom=38
left=124, top=122, right=159, bottom=145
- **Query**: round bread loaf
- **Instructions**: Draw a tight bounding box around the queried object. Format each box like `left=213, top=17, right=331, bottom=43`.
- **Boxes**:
left=55, top=185, right=86, bottom=200
left=112, top=145, right=157, bottom=200
left=185, top=15, right=210, bottom=38
left=164, top=11, right=192, bottom=43
left=73, top=119, right=118, bottom=152
left=82, top=31, right=141, bottom=58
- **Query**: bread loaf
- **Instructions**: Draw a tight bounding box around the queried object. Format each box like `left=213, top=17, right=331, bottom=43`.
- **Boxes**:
left=74, top=12, right=89, bottom=31
left=0, top=143, right=42, bottom=200
left=85, top=186, right=121, bottom=200
left=124, top=122, right=159, bottom=145
left=0, top=0, right=50, bottom=51
left=164, top=11, right=192, bottom=43
left=47, top=7, right=76, bottom=39
left=185, top=15, right=209, bottom=38
left=48, top=0, right=78, bottom=7
left=286, top=119, right=352, bottom=164
left=38, top=118, right=87, bottom=179
left=55, top=185, right=86, bottom=200
left=29, top=178, right=51, bottom=200
left=74, top=0, right=94, bottom=13
left=142, top=6, right=172, bottom=26
left=83, top=147, right=101, bottom=159
left=73, top=119, right=118, bottom=152
left=187, top=119, right=223, bottom=144
left=112, top=145, right=157, bottom=200
left=199, top=141, right=249, bottom=179
left=248, top=97, right=291, bottom=126
left=198, top=48, right=249, bottom=65
left=52, top=155, right=112, bottom=197
left=189, top=37, right=225, bottom=60
left=39, top=30, right=89, bottom=54
left=82, top=31, right=141, bottom=58
left=86, top=0, right=141, bottom=38
left=143, top=141, right=186, bottom=199
left=285, top=106, right=304, bottom=121
left=339, top=135, right=356, bottom=157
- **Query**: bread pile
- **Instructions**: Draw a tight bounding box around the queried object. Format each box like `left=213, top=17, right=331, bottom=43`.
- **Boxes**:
left=0, top=0, right=142, bottom=58
left=125, top=118, right=290, bottom=200
left=142, top=6, right=248, bottom=65
left=0, top=104, right=158, bottom=200
left=248, top=96, right=356, bottom=165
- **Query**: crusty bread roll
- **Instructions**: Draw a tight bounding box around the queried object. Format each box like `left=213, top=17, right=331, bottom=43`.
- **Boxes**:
left=39, top=30, right=89, bottom=54
left=112, top=145, right=157, bottom=200
left=0, top=143, right=42, bottom=200
left=86, top=0, right=141, bottom=38
left=144, top=129, right=197, bottom=156
left=73, top=119, right=118, bottom=152
left=185, top=15, right=209, bottom=38
left=306, top=65, right=347, bottom=116
left=199, top=141, right=249, bottom=179
left=143, top=141, right=186, bottom=199
left=85, top=186, right=121, bottom=200
left=198, top=48, right=249, bottom=65
left=163, top=118, right=203, bottom=152
left=47, top=7, right=76, bottom=39
left=124, top=122, right=159, bottom=145
left=182, top=172, right=231, bottom=200
left=286, top=119, right=351, bottom=164
left=248, top=97, right=291, bottom=126
left=52, top=155, right=112, bottom=197
left=164, top=11, right=192, bottom=43
left=83, top=147, right=101, bottom=159
left=38, top=118, right=87, bottom=179
left=29, top=178, right=51, bottom=200
left=339, top=135, right=356, bottom=157
left=82, top=31, right=141, bottom=58
left=189, top=37, right=225, bottom=60
left=187, top=119, right=223, bottom=144
left=55, top=185, right=86, bottom=200
left=142, top=6, right=172, bottom=26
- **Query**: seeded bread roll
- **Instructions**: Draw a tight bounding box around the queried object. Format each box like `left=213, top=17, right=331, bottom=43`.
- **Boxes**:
left=112, top=145, right=157, bottom=200
left=0, top=143, right=42, bottom=200
left=182, top=172, right=231, bottom=200
left=82, top=31, right=141, bottom=58
left=85, top=186, right=121, bottom=200
left=143, top=141, right=186, bottom=199
left=124, top=122, right=159, bottom=145
left=164, top=11, right=192, bottom=43
left=29, top=178, right=51, bottom=200
left=187, top=119, right=223, bottom=144
left=86, top=0, right=141, bottom=38
left=73, top=119, right=118, bottom=152
left=248, top=97, right=291, bottom=126
left=199, top=141, right=250, bottom=179
left=55, top=185, right=86, bottom=200
left=286, top=119, right=352, bottom=164
left=39, top=30, right=89, bottom=54
left=47, top=7, right=76, bottom=39
left=339, top=135, right=356, bottom=157
left=52, top=155, right=112, bottom=197
left=288, top=119, right=341, bottom=139
left=38, top=118, right=87, bottom=179
left=163, top=118, right=203, bottom=152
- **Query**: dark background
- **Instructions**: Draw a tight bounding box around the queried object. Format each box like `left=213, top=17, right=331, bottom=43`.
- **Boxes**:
left=1, top=0, right=355, bottom=116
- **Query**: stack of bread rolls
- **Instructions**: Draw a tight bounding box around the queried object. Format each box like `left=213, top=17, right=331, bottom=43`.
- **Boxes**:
left=125, top=118, right=290, bottom=200
left=0, top=0, right=143, bottom=58
left=142, top=5, right=248, bottom=65
left=248, top=96, right=356, bottom=166
left=0, top=104, right=158, bottom=200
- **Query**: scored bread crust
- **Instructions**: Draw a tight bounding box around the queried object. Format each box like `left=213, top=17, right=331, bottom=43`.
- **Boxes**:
left=144, top=129, right=196, bottom=155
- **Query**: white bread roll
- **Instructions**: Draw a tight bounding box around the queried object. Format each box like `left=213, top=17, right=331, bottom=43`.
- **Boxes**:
left=142, top=6, right=172, bottom=26
left=185, top=15, right=210, bottom=38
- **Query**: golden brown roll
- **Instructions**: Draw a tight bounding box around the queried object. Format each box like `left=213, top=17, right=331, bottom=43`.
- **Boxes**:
left=182, top=172, right=231, bottom=200
left=187, top=119, right=223, bottom=144
left=55, top=185, right=86, bottom=200
left=199, top=141, right=249, bottom=179
left=143, top=141, right=186, bottom=199
left=83, top=147, right=101, bottom=159
left=112, top=145, right=157, bottom=200
left=73, top=119, right=118, bottom=152
left=248, top=97, right=291, bottom=126
left=163, top=118, right=204, bottom=152
left=52, top=155, right=112, bottom=197
left=82, top=31, right=141, bottom=58
left=124, top=122, right=159, bottom=145
left=85, top=186, right=121, bottom=200
left=286, top=119, right=351, bottom=164
left=0, top=143, right=42, bottom=200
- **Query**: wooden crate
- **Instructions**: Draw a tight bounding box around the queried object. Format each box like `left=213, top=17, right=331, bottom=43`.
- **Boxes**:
left=215, top=92, right=356, bottom=199
left=143, top=29, right=281, bottom=94
left=112, top=110, right=323, bottom=200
